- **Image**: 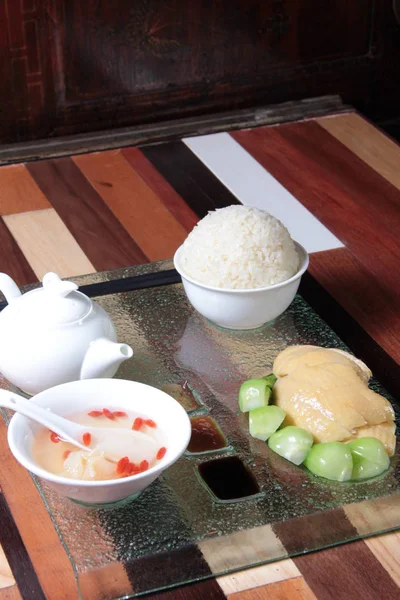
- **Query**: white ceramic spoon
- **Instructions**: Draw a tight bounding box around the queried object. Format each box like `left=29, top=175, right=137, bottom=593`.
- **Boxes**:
left=0, top=391, right=158, bottom=463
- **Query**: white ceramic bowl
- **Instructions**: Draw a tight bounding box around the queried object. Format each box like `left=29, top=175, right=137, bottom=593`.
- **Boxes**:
left=7, top=379, right=191, bottom=506
left=174, top=241, right=309, bottom=330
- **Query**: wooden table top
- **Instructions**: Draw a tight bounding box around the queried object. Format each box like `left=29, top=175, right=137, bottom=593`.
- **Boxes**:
left=0, top=110, right=399, bottom=600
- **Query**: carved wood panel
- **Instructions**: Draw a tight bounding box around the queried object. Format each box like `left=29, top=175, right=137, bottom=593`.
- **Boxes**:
left=0, top=0, right=398, bottom=143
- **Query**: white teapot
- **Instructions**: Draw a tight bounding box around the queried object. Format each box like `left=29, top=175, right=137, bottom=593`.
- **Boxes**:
left=0, top=272, right=133, bottom=395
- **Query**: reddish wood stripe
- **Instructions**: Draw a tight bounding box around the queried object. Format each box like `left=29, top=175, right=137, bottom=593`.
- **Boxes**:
left=122, top=148, right=199, bottom=232
left=26, top=158, right=148, bottom=271
left=309, top=248, right=400, bottom=365
left=0, top=218, right=37, bottom=286
left=0, top=492, right=45, bottom=599
left=228, top=577, right=316, bottom=600
left=232, top=123, right=400, bottom=303
left=293, top=540, right=400, bottom=600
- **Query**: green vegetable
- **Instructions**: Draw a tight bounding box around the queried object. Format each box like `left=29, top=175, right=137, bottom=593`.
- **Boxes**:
left=249, top=405, right=285, bottom=441
left=239, top=378, right=272, bottom=412
left=304, top=442, right=353, bottom=482
left=347, top=438, right=390, bottom=481
left=263, top=374, right=277, bottom=388
left=268, top=426, right=313, bottom=465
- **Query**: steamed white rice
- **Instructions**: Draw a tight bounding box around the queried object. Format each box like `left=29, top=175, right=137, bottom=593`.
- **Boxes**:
left=179, top=205, right=299, bottom=289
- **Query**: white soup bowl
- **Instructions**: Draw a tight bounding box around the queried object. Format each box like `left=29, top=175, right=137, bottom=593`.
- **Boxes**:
left=7, top=378, right=191, bottom=506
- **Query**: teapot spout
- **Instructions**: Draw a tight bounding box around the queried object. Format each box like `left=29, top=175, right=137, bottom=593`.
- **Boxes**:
left=80, top=338, right=133, bottom=380
left=0, top=273, right=21, bottom=304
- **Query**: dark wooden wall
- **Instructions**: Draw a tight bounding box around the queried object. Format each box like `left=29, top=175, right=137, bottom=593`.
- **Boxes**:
left=1, top=0, right=399, bottom=144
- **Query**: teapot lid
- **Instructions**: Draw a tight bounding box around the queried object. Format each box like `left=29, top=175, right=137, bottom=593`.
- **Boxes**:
left=11, top=273, right=91, bottom=326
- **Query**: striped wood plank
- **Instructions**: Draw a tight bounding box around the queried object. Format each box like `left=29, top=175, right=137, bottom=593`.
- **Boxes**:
left=0, top=546, right=14, bottom=590
left=0, top=165, right=50, bottom=216
left=3, top=208, right=95, bottom=279
left=0, top=218, right=36, bottom=286
left=122, top=147, right=198, bottom=232
left=73, top=150, right=188, bottom=261
left=317, top=113, right=400, bottom=191
left=0, top=419, right=77, bottom=600
left=27, top=159, right=148, bottom=271
left=232, top=123, right=400, bottom=303
left=228, top=577, right=317, bottom=600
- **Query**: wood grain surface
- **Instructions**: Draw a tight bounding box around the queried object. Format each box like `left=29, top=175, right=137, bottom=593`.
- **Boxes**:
left=0, top=219, right=37, bottom=287
left=317, top=113, right=400, bottom=191
left=0, top=546, right=14, bottom=589
left=73, top=150, right=188, bottom=260
left=3, top=1, right=399, bottom=144
left=228, top=577, right=317, bottom=600
left=122, top=147, right=198, bottom=233
left=0, top=111, right=399, bottom=600
left=3, top=209, right=95, bottom=279
left=26, top=159, right=148, bottom=271
left=0, top=418, right=77, bottom=600
left=0, top=166, right=51, bottom=216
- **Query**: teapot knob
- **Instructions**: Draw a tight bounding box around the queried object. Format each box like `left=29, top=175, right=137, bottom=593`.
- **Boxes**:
left=42, top=272, right=78, bottom=298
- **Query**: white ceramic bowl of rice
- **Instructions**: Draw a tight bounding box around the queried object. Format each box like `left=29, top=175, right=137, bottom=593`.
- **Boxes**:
left=173, top=206, right=309, bottom=329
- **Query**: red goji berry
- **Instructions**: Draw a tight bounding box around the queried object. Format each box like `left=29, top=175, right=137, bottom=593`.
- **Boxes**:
left=116, top=456, right=129, bottom=474
left=50, top=431, right=60, bottom=443
left=113, top=411, right=127, bottom=418
left=127, top=463, right=140, bottom=476
left=88, top=410, right=103, bottom=417
left=139, top=460, right=149, bottom=472
left=132, top=417, right=144, bottom=431
left=82, top=432, right=92, bottom=446
left=103, top=408, right=115, bottom=420
left=156, top=447, right=167, bottom=460
left=144, top=419, right=157, bottom=428
left=63, top=450, right=71, bottom=459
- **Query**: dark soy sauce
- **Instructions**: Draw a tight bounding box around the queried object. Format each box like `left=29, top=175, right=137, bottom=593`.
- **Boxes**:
left=188, top=416, right=227, bottom=453
left=198, top=456, right=260, bottom=500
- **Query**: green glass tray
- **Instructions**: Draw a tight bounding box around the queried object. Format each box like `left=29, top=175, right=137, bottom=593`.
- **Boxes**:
left=1, top=261, right=399, bottom=600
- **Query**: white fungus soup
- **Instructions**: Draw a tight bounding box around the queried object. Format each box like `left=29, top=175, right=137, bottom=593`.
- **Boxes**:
left=32, top=408, right=167, bottom=481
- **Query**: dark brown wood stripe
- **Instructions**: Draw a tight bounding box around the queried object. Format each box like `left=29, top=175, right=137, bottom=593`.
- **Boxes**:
left=26, top=158, right=148, bottom=271
left=0, top=219, right=37, bottom=286
left=0, top=492, right=46, bottom=600
left=126, top=545, right=227, bottom=599
left=141, top=142, right=240, bottom=219
left=232, top=123, right=400, bottom=302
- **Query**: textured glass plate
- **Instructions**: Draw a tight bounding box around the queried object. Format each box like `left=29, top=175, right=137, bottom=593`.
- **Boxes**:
left=1, top=264, right=399, bottom=600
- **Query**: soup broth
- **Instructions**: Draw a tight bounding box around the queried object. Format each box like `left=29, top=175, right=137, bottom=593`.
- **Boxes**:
left=32, top=408, right=167, bottom=482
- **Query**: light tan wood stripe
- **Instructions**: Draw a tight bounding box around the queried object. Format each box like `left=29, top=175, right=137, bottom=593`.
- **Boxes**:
left=0, top=546, right=14, bottom=590
left=3, top=209, right=95, bottom=280
left=317, top=113, right=400, bottom=191
left=0, top=165, right=51, bottom=216
left=73, top=150, right=188, bottom=261
left=365, top=532, right=400, bottom=589
left=228, top=576, right=317, bottom=600
left=218, top=559, right=300, bottom=596
left=200, top=524, right=297, bottom=596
